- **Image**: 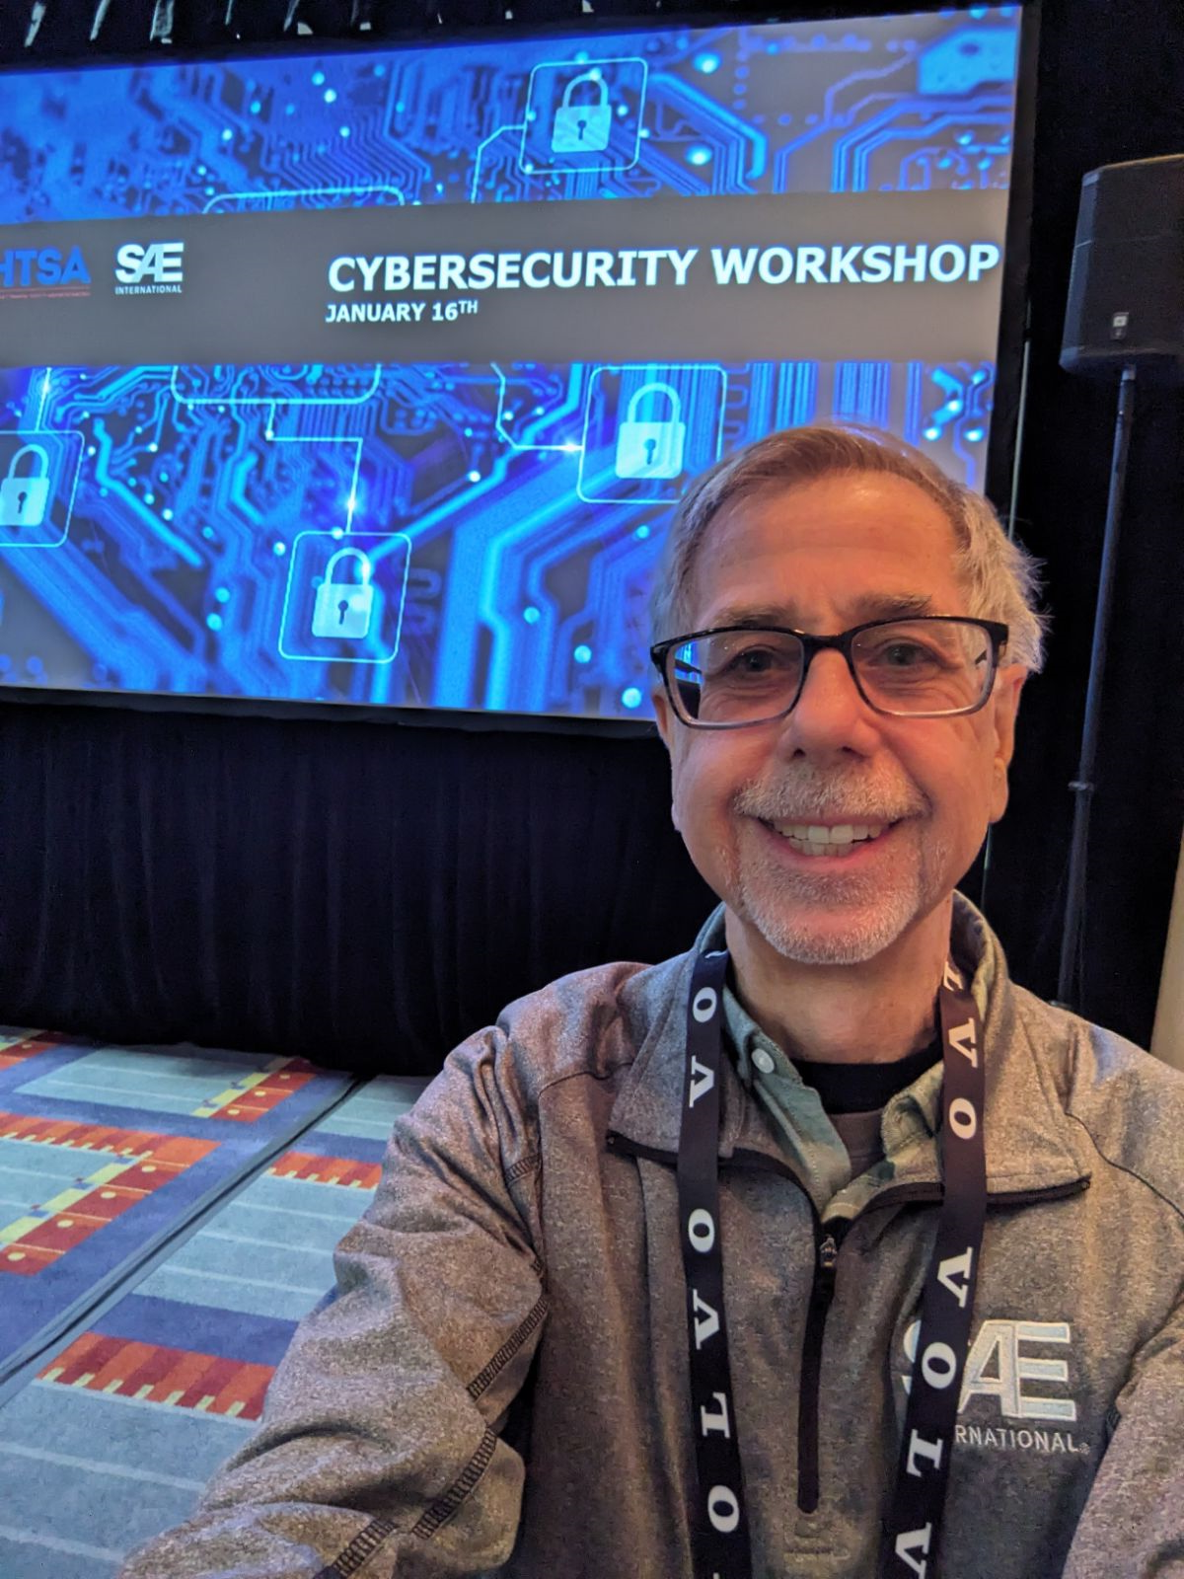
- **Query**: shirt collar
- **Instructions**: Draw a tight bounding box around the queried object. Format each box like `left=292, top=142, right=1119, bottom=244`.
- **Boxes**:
left=691, top=898, right=989, bottom=1141
left=606, top=887, right=1089, bottom=1201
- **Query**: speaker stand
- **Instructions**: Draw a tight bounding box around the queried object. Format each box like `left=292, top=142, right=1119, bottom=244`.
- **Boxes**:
left=1053, top=361, right=1137, bottom=1010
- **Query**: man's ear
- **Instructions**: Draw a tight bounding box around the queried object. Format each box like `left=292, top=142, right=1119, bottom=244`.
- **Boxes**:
left=993, top=665, right=1027, bottom=770
left=988, top=665, right=1027, bottom=824
left=652, top=686, right=673, bottom=755
left=650, top=688, right=682, bottom=833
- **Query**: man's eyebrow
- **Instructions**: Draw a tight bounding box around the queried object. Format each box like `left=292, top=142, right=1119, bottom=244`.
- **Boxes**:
left=701, top=592, right=937, bottom=630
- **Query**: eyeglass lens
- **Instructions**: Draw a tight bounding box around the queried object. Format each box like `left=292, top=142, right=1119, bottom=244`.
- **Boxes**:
left=669, top=621, right=994, bottom=724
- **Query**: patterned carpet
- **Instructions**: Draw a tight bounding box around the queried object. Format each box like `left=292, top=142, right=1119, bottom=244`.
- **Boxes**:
left=0, top=1030, right=427, bottom=1577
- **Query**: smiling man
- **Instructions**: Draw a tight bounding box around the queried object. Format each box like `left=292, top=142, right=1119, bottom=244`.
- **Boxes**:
left=651, top=455, right=1027, bottom=1068
left=121, top=426, right=1184, bottom=1579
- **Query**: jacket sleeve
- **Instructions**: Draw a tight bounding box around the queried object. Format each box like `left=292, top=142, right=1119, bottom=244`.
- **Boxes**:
left=1061, top=1291, right=1184, bottom=1578
left=118, top=1025, right=548, bottom=1579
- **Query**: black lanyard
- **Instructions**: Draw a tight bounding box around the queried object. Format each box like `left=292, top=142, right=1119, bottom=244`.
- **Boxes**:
left=676, top=945, right=986, bottom=1579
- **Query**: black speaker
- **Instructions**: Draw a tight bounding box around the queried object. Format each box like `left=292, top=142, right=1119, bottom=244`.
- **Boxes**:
left=1060, top=153, right=1184, bottom=383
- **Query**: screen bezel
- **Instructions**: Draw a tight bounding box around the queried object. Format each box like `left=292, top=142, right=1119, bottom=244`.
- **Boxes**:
left=0, top=0, right=1040, bottom=740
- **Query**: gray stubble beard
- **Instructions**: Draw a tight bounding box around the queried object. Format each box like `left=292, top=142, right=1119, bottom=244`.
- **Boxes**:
left=723, top=817, right=954, bottom=966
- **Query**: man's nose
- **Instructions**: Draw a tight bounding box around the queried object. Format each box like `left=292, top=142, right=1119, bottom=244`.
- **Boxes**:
left=776, top=649, right=880, bottom=754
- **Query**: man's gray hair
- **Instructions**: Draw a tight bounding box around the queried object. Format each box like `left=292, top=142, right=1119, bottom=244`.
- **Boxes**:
left=648, top=423, right=1049, bottom=673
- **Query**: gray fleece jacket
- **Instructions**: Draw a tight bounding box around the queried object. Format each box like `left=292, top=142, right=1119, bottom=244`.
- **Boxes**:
left=119, top=892, right=1184, bottom=1578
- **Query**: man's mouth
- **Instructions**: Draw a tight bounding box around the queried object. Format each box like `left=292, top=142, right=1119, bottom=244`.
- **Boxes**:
left=758, top=818, right=902, bottom=858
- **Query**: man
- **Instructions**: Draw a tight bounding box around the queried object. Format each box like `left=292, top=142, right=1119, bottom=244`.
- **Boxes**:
left=121, top=425, right=1184, bottom=1578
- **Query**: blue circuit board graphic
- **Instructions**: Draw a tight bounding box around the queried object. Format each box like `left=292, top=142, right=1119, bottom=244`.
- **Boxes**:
left=0, top=6, right=1021, bottom=721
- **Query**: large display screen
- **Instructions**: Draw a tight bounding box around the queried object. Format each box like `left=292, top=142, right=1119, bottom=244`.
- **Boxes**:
left=0, top=7, right=1025, bottom=721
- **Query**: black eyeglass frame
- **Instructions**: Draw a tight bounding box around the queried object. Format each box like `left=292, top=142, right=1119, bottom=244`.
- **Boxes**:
left=650, top=616, right=1011, bottom=728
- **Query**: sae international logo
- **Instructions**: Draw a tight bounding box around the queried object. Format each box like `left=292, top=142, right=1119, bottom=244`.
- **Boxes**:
left=901, top=1316, right=1094, bottom=1459
left=114, top=241, right=185, bottom=295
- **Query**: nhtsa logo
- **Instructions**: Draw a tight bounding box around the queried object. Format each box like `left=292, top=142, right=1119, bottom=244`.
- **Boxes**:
left=114, top=242, right=185, bottom=295
left=0, top=246, right=91, bottom=296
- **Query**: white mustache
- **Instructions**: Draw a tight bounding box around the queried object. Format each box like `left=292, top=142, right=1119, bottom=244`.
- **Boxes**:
left=734, top=782, right=923, bottom=825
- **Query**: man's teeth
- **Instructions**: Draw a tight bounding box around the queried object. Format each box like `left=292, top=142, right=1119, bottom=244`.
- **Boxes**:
left=767, top=820, right=889, bottom=856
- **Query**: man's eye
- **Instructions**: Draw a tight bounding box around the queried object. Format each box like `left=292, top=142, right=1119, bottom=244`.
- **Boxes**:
left=870, top=641, right=941, bottom=669
left=720, top=646, right=784, bottom=675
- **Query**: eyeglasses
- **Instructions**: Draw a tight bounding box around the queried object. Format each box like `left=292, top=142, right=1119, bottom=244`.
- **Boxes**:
left=650, top=617, right=1010, bottom=729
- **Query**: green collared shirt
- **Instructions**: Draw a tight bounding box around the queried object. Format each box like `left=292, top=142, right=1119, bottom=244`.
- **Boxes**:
left=693, top=904, right=948, bottom=1221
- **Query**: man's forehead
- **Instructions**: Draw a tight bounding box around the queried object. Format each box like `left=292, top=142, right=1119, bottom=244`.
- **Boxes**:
left=700, top=590, right=939, bottom=631
left=686, top=471, right=965, bottom=628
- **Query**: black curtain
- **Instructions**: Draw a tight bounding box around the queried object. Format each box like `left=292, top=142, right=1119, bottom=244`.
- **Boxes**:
left=0, top=699, right=715, bottom=1072
left=0, top=0, right=1181, bottom=1074
left=982, top=0, right=1184, bottom=1043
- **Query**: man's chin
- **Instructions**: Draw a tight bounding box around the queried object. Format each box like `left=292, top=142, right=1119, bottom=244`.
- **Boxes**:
left=734, top=888, right=919, bottom=967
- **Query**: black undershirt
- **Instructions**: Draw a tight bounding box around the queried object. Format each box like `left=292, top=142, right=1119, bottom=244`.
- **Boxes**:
left=793, top=1036, right=942, bottom=1114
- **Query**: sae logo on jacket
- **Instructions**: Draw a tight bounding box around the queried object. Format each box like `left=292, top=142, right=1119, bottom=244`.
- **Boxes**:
left=903, top=1317, right=1078, bottom=1421
left=901, top=1317, right=1093, bottom=1458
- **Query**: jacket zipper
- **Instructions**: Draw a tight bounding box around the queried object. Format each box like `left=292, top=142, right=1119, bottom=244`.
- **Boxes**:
left=724, top=1150, right=1090, bottom=1515
left=797, top=1216, right=848, bottom=1514
left=605, top=1130, right=1090, bottom=1515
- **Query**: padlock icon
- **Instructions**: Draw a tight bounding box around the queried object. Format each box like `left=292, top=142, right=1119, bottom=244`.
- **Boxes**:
left=551, top=71, right=613, bottom=154
left=0, top=444, right=52, bottom=528
left=312, top=547, right=375, bottom=640
left=614, top=382, right=687, bottom=479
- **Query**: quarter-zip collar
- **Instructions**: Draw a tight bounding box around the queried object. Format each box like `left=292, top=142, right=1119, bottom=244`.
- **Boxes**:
left=605, top=890, right=1092, bottom=1200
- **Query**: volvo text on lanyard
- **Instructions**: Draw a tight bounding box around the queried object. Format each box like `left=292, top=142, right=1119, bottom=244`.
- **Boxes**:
left=676, top=946, right=986, bottom=1579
